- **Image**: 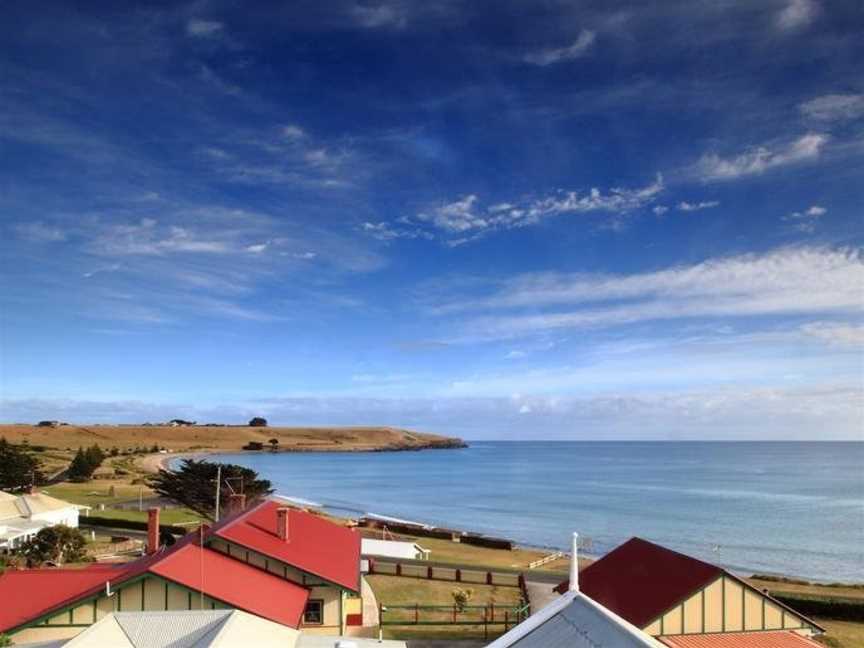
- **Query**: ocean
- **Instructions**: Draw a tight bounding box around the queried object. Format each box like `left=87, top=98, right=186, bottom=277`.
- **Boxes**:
left=205, top=441, right=864, bottom=583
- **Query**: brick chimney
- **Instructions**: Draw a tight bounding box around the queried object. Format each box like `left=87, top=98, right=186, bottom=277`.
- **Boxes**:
left=146, top=507, right=160, bottom=555
left=277, top=507, right=290, bottom=542
left=229, top=493, right=246, bottom=514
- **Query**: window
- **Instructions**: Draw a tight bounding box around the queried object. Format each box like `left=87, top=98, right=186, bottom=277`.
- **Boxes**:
left=303, top=599, right=324, bottom=625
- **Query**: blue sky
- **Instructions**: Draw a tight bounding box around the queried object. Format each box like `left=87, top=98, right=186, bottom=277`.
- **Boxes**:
left=1, top=0, right=862, bottom=439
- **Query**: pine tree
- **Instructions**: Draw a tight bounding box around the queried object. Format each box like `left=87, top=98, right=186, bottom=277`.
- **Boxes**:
left=67, top=447, right=94, bottom=482
left=0, top=438, right=43, bottom=491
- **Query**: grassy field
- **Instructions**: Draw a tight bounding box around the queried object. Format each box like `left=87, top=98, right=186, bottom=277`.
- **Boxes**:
left=816, top=619, right=864, bottom=648
left=359, top=528, right=574, bottom=574
left=749, top=577, right=864, bottom=601
left=368, top=574, right=525, bottom=641
left=40, top=480, right=152, bottom=507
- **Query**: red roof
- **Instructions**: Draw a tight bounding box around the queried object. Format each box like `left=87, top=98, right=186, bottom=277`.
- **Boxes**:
left=660, top=631, right=823, bottom=648
left=213, top=499, right=361, bottom=591
left=555, top=537, right=723, bottom=628
left=0, top=564, right=129, bottom=633
left=0, top=531, right=308, bottom=633
left=149, top=543, right=308, bottom=627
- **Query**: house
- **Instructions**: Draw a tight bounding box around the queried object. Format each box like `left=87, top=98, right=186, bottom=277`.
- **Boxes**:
left=207, top=499, right=363, bottom=636
left=0, top=489, right=90, bottom=552
left=487, top=589, right=664, bottom=648
left=554, top=537, right=824, bottom=641
left=0, top=499, right=364, bottom=644
left=14, top=610, right=407, bottom=648
left=488, top=534, right=662, bottom=647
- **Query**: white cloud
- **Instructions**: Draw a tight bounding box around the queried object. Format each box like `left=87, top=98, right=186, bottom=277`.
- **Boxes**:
left=91, top=219, right=231, bottom=256
left=361, top=221, right=434, bottom=242
left=652, top=205, right=669, bottom=215
left=431, top=247, right=864, bottom=340
left=369, top=176, right=664, bottom=244
left=245, top=242, right=269, bottom=253
left=801, top=322, right=864, bottom=346
left=417, top=195, right=484, bottom=233
left=677, top=200, right=719, bottom=212
left=527, top=174, right=663, bottom=218
left=351, top=3, right=408, bottom=29
left=785, top=205, right=827, bottom=232
left=697, top=133, right=827, bottom=181
left=280, top=124, right=306, bottom=140
left=774, top=0, right=819, bottom=31
left=187, top=19, right=225, bottom=38
left=800, top=94, right=864, bottom=122
left=524, top=30, right=596, bottom=66
left=14, top=221, right=67, bottom=242
left=5, top=385, right=860, bottom=439
left=505, top=350, right=527, bottom=359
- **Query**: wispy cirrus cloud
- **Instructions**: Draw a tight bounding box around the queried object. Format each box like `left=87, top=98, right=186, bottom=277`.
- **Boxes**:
left=696, top=133, right=827, bottom=181
left=425, top=247, right=864, bottom=341
left=799, top=93, right=864, bottom=123
left=523, top=30, right=596, bottom=66
left=677, top=200, right=720, bottom=212
left=186, top=19, right=225, bottom=38
left=774, top=0, right=820, bottom=31
left=800, top=321, right=864, bottom=346
left=351, top=2, right=409, bottom=29
left=784, top=205, right=827, bottom=232
left=364, top=176, right=664, bottom=245
left=14, top=222, right=67, bottom=242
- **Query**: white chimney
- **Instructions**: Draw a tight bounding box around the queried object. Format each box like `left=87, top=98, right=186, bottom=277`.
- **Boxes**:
left=569, top=532, right=579, bottom=592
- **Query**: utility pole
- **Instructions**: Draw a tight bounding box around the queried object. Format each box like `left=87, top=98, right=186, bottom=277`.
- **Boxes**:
left=214, top=465, right=222, bottom=521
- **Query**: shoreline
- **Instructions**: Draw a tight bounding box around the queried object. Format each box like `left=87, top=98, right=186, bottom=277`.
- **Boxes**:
left=141, top=449, right=863, bottom=588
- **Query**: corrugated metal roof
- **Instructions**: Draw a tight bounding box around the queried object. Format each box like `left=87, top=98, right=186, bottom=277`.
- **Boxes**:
left=487, top=590, right=664, bottom=648
left=61, top=610, right=302, bottom=647
left=296, top=637, right=407, bottom=647
left=213, top=499, right=361, bottom=592
left=659, top=631, right=824, bottom=648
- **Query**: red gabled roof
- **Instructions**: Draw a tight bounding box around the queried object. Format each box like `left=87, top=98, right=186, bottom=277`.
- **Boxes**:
left=149, top=542, right=308, bottom=627
left=0, top=563, right=132, bottom=633
left=555, top=537, right=723, bottom=628
left=0, top=529, right=308, bottom=633
left=660, top=631, right=823, bottom=648
left=213, top=499, right=361, bottom=592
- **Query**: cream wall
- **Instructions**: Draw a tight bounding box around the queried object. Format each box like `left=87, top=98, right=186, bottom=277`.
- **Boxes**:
left=11, top=575, right=231, bottom=643
left=644, top=575, right=815, bottom=637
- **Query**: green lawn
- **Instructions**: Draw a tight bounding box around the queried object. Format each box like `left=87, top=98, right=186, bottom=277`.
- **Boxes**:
left=83, top=506, right=204, bottom=526
left=816, top=619, right=864, bottom=648
left=41, top=481, right=153, bottom=507
left=368, top=574, right=525, bottom=641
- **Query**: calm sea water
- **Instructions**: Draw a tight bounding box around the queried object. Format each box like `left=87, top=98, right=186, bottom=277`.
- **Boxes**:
left=205, top=442, right=864, bottom=582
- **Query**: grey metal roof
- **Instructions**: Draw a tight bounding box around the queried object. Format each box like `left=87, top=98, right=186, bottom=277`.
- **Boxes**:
left=297, top=637, right=406, bottom=648
left=487, top=591, right=664, bottom=648
left=113, top=610, right=233, bottom=648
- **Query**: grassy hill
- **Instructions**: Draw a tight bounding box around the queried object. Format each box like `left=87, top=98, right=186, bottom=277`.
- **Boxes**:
left=0, top=423, right=466, bottom=454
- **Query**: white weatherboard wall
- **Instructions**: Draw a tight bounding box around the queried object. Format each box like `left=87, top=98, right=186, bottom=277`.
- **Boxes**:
left=361, top=539, right=427, bottom=560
